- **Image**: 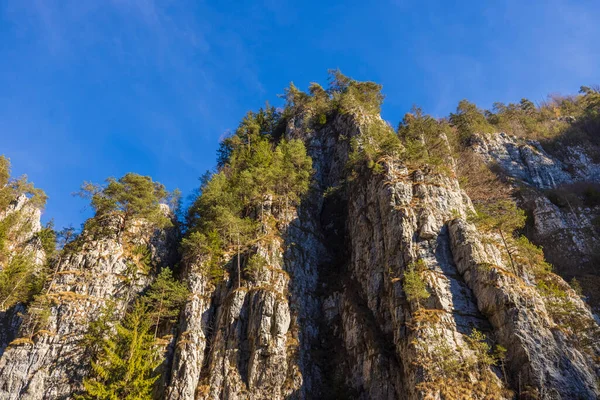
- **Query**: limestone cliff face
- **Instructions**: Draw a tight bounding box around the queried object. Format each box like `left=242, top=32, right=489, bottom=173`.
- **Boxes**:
left=473, top=133, right=600, bottom=311
left=164, top=112, right=599, bottom=399
left=0, top=111, right=599, bottom=400
left=0, top=211, right=177, bottom=399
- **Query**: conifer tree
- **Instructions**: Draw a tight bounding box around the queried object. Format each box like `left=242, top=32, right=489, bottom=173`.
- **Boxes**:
left=79, top=301, right=161, bottom=400
left=0, top=254, right=44, bottom=310
left=78, top=173, right=173, bottom=235
left=403, top=261, right=430, bottom=309
left=272, top=139, right=313, bottom=213
left=450, top=100, right=494, bottom=139
left=0, top=155, right=47, bottom=211
left=144, top=267, right=189, bottom=338
left=472, top=200, right=526, bottom=275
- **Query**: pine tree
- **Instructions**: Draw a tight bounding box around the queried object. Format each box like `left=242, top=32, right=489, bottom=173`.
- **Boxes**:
left=144, top=268, right=189, bottom=338
left=79, top=301, right=161, bottom=400
left=78, top=173, right=174, bottom=235
left=0, top=155, right=47, bottom=212
left=450, top=100, right=494, bottom=139
left=272, top=139, right=313, bottom=214
left=0, top=254, right=44, bottom=310
left=472, top=200, right=526, bottom=275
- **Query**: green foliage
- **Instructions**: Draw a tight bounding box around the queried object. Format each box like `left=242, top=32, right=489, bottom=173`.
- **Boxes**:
left=536, top=279, right=567, bottom=298
left=0, top=213, right=18, bottom=263
left=78, top=301, right=161, bottom=400
left=0, top=254, right=45, bottom=310
left=19, top=294, right=52, bottom=338
left=82, top=302, right=118, bottom=359
left=186, top=108, right=312, bottom=283
left=471, top=200, right=526, bottom=235
left=0, top=156, right=47, bottom=266
left=217, top=106, right=283, bottom=167
left=569, top=278, right=583, bottom=297
left=127, top=244, right=152, bottom=275
left=465, top=329, right=496, bottom=373
left=449, top=100, right=494, bottom=140
left=397, top=106, right=452, bottom=172
left=244, top=253, right=267, bottom=280
left=485, top=99, right=549, bottom=137
left=180, top=230, right=224, bottom=281
left=282, top=70, right=384, bottom=126
left=36, top=220, right=57, bottom=259
left=470, top=199, right=526, bottom=275
left=513, top=236, right=552, bottom=277
left=403, top=262, right=430, bottom=309
left=78, top=173, right=173, bottom=235
left=348, top=120, right=402, bottom=174
left=144, top=268, right=189, bottom=336
left=0, top=155, right=47, bottom=212
left=417, top=328, right=511, bottom=398
left=328, top=69, right=384, bottom=115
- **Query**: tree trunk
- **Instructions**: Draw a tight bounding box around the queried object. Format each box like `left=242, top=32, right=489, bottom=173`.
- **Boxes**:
left=154, top=287, right=165, bottom=339
left=0, top=272, right=29, bottom=311
left=498, top=228, right=517, bottom=275
left=46, top=255, right=62, bottom=295
left=237, top=234, right=241, bottom=289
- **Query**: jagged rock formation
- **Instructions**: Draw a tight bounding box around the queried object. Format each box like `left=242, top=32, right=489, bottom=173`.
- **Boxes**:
left=473, top=133, right=600, bottom=311
left=165, top=111, right=599, bottom=399
left=0, top=210, right=177, bottom=399
left=0, top=81, right=599, bottom=400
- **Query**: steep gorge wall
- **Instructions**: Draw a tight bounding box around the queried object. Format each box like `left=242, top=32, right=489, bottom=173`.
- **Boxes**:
left=165, top=111, right=599, bottom=399
left=0, top=92, right=599, bottom=400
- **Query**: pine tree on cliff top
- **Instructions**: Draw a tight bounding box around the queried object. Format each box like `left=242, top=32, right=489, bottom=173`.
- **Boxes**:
left=79, top=173, right=174, bottom=235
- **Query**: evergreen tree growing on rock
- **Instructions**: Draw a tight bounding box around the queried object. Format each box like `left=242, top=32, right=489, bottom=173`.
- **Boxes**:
left=78, top=173, right=174, bottom=236
left=78, top=301, right=161, bottom=400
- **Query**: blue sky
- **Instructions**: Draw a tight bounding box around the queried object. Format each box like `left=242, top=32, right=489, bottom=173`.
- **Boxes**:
left=1, top=0, right=599, bottom=230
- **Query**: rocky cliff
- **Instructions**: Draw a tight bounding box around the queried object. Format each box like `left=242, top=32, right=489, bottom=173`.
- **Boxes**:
left=0, top=209, right=177, bottom=399
left=0, top=76, right=598, bottom=400
left=473, top=133, right=600, bottom=312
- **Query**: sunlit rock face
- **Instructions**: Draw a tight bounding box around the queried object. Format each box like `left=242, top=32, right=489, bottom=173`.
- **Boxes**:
left=474, top=132, right=600, bottom=312
left=0, top=117, right=598, bottom=400
left=164, top=114, right=599, bottom=400
left=0, top=211, right=177, bottom=400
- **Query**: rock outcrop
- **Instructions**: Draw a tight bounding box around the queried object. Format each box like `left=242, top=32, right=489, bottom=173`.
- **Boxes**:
left=165, top=112, right=599, bottom=399
left=0, top=91, right=599, bottom=400
left=473, top=133, right=600, bottom=312
left=0, top=212, right=176, bottom=399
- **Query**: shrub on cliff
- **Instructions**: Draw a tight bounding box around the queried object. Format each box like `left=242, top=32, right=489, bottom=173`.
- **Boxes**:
left=397, top=106, right=453, bottom=173
left=403, top=260, right=430, bottom=309
left=78, top=173, right=175, bottom=235
left=450, top=100, right=495, bottom=141
left=0, top=155, right=47, bottom=212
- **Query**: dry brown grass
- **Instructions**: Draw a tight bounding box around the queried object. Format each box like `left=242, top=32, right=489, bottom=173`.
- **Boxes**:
left=9, top=337, right=34, bottom=346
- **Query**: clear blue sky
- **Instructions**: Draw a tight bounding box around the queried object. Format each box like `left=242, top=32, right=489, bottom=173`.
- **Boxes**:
left=1, top=0, right=599, bottom=230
